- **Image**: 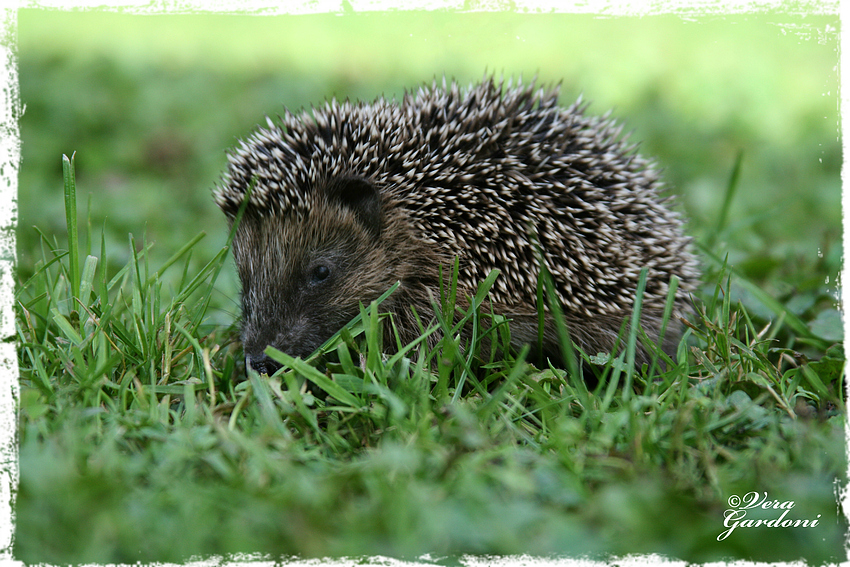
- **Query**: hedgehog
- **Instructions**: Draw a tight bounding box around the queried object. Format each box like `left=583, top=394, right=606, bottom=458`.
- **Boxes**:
left=215, top=77, right=700, bottom=377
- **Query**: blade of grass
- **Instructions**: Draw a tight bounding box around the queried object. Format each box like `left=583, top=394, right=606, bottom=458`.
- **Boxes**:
left=145, top=231, right=206, bottom=288
left=306, top=281, right=401, bottom=363
left=706, top=149, right=744, bottom=249
left=477, top=344, right=529, bottom=420
left=266, top=347, right=362, bottom=409
left=539, top=261, right=588, bottom=407
left=622, top=267, right=648, bottom=402
left=78, top=255, right=98, bottom=308
left=62, top=153, right=80, bottom=300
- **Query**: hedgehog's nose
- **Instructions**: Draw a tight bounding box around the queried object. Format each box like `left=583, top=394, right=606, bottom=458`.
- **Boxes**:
left=246, top=354, right=282, bottom=377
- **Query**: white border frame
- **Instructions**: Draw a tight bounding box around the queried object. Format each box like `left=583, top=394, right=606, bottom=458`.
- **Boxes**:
left=1, top=2, right=844, bottom=566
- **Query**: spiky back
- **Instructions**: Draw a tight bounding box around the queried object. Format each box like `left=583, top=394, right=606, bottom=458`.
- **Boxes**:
left=216, top=78, right=699, bottom=318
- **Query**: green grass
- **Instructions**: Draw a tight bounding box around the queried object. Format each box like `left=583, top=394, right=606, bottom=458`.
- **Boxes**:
left=13, top=10, right=844, bottom=565
left=15, top=154, right=846, bottom=564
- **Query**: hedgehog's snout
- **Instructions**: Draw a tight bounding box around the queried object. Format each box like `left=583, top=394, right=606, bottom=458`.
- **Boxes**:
left=242, top=314, right=328, bottom=377
left=246, top=353, right=282, bottom=377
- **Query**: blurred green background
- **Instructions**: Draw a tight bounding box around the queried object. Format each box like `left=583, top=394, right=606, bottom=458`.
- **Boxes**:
left=17, top=9, right=841, bottom=327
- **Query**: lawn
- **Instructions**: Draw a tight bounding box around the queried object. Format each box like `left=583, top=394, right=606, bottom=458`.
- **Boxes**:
left=13, top=8, right=845, bottom=565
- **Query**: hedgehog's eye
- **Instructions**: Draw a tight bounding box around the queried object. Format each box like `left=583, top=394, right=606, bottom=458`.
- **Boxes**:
left=312, top=264, right=331, bottom=283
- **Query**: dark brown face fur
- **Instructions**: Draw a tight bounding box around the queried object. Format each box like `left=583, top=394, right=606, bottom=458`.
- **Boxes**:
left=232, top=177, right=441, bottom=375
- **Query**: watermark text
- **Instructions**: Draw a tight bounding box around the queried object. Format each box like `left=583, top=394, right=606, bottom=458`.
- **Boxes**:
left=718, top=491, right=821, bottom=541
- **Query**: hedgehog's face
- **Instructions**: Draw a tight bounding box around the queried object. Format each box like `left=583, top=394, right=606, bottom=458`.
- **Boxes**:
left=232, top=178, right=393, bottom=376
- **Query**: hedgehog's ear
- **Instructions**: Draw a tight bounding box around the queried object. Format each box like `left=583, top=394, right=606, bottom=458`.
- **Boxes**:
left=326, top=177, right=382, bottom=237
